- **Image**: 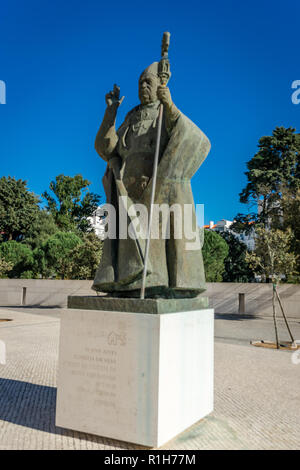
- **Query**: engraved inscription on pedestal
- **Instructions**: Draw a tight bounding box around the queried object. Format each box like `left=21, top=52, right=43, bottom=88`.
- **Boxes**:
left=64, top=346, right=118, bottom=410
left=56, top=309, right=160, bottom=442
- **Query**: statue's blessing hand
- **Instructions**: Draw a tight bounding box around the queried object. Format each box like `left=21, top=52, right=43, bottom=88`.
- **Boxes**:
left=105, top=84, right=125, bottom=107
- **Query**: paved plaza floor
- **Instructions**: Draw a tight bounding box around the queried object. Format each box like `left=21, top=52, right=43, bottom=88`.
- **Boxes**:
left=0, top=307, right=299, bottom=450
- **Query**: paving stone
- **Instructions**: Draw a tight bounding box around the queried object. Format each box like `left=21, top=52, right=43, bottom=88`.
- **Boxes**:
left=0, top=308, right=299, bottom=450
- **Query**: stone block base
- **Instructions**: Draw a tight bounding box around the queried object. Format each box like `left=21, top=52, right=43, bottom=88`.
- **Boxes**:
left=56, top=308, right=214, bottom=447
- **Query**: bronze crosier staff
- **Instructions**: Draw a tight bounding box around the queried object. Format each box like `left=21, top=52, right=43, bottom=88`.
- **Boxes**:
left=140, top=32, right=171, bottom=300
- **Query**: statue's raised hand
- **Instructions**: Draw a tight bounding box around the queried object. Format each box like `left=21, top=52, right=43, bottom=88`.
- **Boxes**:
left=105, top=84, right=124, bottom=108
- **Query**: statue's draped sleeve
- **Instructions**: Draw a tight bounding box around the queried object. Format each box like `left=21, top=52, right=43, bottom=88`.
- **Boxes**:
left=94, top=106, right=120, bottom=161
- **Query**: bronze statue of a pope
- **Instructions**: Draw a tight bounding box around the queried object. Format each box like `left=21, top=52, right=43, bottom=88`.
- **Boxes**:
left=93, top=41, right=211, bottom=299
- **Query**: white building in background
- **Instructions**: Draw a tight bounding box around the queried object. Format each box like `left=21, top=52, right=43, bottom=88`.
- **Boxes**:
left=204, top=219, right=255, bottom=251
left=88, top=206, right=106, bottom=240
left=89, top=208, right=256, bottom=249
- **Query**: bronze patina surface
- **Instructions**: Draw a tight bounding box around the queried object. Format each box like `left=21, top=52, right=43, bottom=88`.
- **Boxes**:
left=92, top=37, right=211, bottom=299
left=68, top=295, right=209, bottom=314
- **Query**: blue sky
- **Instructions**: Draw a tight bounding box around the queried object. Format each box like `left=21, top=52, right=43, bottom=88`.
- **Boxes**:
left=0, top=0, right=299, bottom=224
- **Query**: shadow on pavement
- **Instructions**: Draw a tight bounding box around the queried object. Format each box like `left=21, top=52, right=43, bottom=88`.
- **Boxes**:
left=0, top=305, right=62, bottom=309
left=215, top=313, right=260, bottom=321
left=0, top=378, right=142, bottom=449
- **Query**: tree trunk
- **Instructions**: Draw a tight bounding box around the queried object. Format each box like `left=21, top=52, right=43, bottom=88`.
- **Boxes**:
left=272, top=283, right=280, bottom=349
left=275, top=287, right=295, bottom=344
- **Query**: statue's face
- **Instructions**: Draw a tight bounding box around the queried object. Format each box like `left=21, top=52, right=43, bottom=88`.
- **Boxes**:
left=139, top=73, right=158, bottom=105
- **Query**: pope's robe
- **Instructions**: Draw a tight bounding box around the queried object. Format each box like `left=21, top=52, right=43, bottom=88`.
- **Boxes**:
left=93, top=100, right=211, bottom=297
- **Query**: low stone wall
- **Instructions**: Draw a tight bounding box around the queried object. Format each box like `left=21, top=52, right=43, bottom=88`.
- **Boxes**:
left=0, top=279, right=93, bottom=308
left=0, top=280, right=299, bottom=318
left=205, top=282, right=300, bottom=319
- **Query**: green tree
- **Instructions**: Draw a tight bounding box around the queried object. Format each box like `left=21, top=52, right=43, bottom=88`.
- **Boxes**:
left=0, top=177, right=40, bottom=241
left=0, top=257, right=13, bottom=278
left=220, top=231, right=255, bottom=282
left=38, top=231, right=83, bottom=279
left=65, top=232, right=103, bottom=279
left=276, top=187, right=300, bottom=280
left=233, top=127, right=300, bottom=231
left=42, top=174, right=101, bottom=233
left=32, top=248, right=51, bottom=279
left=23, top=210, right=58, bottom=250
left=202, top=230, right=229, bottom=282
left=0, top=241, right=34, bottom=278
left=246, top=227, right=297, bottom=281
left=246, top=227, right=298, bottom=348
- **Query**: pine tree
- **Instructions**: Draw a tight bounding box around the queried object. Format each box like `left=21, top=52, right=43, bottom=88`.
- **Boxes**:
left=42, top=174, right=101, bottom=233
left=0, top=177, right=40, bottom=241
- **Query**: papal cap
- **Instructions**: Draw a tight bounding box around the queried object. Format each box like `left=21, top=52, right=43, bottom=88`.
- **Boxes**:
left=140, top=62, right=159, bottom=79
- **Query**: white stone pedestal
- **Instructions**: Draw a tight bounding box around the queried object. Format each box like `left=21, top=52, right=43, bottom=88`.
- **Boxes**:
left=56, top=308, right=214, bottom=447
